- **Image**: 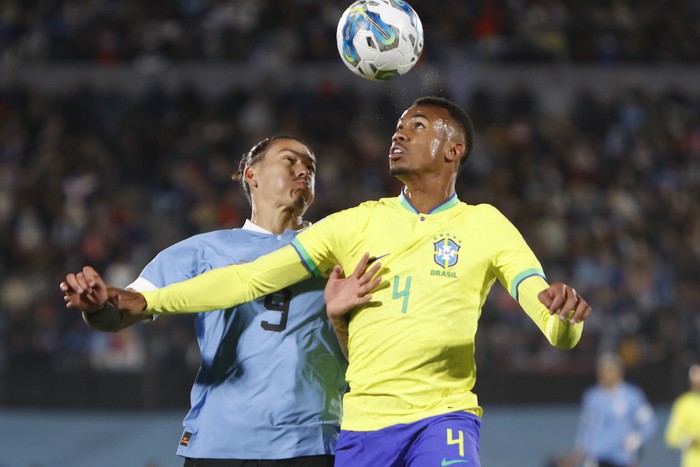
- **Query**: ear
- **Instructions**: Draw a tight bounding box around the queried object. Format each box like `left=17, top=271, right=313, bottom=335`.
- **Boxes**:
left=244, top=165, right=258, bottom=188
left=445, top=140, right=465, bottom=165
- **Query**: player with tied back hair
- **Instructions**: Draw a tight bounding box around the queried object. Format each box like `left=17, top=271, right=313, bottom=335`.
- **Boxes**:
left=61, top=135, right=380, bottom=467
left=64, top=97, right=592, bottom=466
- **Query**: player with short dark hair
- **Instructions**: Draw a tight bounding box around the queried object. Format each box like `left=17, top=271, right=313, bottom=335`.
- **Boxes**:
left=61, top=136, right=379, bottom=467
left=410, top=96, right=475, bottom=168
left=66, top=97, right=592, bottom=467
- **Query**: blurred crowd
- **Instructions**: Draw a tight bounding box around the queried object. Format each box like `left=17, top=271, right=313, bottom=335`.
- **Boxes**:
left=0, top=0, right=699, bottom=407
left=1, top=0, right=700, bottom=65
left=1, top=76, right=698, bottom=387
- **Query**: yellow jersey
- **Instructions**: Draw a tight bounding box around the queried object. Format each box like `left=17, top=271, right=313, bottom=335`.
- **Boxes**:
left=666, top=391, right=700, bottom=467
left=142, top=192, right=583, bottom=431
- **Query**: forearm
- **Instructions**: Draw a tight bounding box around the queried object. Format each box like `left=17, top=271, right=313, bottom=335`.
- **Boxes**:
left=141, top=246, right=311, bottom=314
left=328, top=316, right=349, bottom=359
left=666, top=432, right=693, bottom=450
left=636, top=405, right=657, bottom=441
left=517, top=276, right=583, bottom=349
left=665, top=415, right=692, bottom=449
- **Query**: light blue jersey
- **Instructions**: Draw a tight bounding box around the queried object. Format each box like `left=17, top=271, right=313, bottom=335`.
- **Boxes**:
left=575, top=382, right=656, bottom=466
left=133, top=222, right=347, bottom=460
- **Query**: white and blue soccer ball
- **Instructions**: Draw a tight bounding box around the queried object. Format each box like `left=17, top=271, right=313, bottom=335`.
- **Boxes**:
left=336, top=0, right=424, bottom=81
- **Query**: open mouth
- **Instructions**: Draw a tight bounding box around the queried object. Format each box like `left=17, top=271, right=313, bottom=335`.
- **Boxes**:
left=389, top=144, right=405, bottom=160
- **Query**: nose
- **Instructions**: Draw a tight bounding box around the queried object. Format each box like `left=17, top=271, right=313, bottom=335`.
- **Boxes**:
left=294, top=161, right=309, bottom=178
left=392, top=129, right=408, bottom=143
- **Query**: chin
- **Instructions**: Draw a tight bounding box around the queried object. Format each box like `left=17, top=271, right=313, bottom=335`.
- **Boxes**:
left=292, top=192, right=312, bottom=210
left=389, top=166, right=411, bottom=177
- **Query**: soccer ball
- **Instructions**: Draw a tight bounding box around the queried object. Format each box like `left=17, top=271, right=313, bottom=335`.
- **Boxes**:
left=336, top=0, right=424, bottom=81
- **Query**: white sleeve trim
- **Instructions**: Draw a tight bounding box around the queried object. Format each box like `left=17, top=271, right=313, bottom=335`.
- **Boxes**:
left=127, top=277, right=158, bottom=292
left=125, top=277, right=158, bottom=321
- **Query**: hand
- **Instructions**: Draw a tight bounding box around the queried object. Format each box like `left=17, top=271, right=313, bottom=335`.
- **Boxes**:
left=324, top=253, right=382, bottom=321
left=538, top=282, right=591, bottom=324
left=624, top=432, right=642, bottom=452
left=60, top=266, right=108, bottom=313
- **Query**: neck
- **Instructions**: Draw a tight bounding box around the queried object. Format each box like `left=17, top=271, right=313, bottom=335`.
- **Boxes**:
left=602, top=381, right=621, bottom=391
left=250, top=205, right=304, bottom=234
left=401, top=177, right=456, bottom=214
left=395, top=165, right=458, bottom=214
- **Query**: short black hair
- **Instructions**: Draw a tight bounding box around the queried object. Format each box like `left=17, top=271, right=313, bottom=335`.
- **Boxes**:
left=231, top=135, right=311, bottom=204
left=411, top=96, right=475, bottom=169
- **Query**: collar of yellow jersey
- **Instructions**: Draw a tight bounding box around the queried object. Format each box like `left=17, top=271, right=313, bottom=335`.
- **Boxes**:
left=398, top=188, right=459, bottom=215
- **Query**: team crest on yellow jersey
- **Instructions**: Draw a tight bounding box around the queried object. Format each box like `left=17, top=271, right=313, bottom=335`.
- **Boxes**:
left=433, top=235, right=461, bottom=269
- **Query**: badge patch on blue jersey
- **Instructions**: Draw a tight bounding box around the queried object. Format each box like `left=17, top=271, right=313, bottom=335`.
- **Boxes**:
left=433, top=237, right=460, bottom=269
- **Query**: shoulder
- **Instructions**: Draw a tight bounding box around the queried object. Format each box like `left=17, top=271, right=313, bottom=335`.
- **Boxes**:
left=461, top=203, right=518, bottom=231
left=469, top=203, right=506, bottom=218
left=669, top=393, right=692, bottom=413
left=315, top=199, right=385, bottom=225
left=450, top=202, right=504, bottom=219
left=153, top=229, right=245, bottom=261
left=676, top=391, right=695, bottom=404
left=168, top=229, right=241, bottom=249
left=582, top=385, right=598, bottom=399
left=348, top=198, right=385, bottom=214
left=623, top=382, right=645, bottom=396
left=582, top=385, right=606, bottom=402
left=144, top=229, right=249, bottom=280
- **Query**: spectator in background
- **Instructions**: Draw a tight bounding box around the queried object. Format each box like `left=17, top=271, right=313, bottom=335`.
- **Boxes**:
left=665, top=364, right=700, bottom=467
left=2, top=1, right=700, bottom=65
left=568, top=353, right=656, bottom=467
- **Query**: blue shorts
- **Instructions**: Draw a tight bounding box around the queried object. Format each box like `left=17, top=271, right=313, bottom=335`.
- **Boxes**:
left=335, top=411, right=482, bottom=467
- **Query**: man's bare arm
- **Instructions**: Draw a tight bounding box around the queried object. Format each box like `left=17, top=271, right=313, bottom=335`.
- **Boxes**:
left=324, top=253, right=382, bottom=359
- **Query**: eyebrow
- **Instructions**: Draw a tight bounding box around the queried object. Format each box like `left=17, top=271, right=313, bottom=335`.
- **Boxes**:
left=409, top=112, right=429, bottom=120
left=278, top=147, right=311, bottom=157
left=397, top=112, right=430, bottom=126
left=277, top=148, right=316, bottom=164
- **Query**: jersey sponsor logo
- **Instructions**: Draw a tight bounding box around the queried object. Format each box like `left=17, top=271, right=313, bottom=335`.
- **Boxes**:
left=368, top=253, right=390, bottom=264
left=441, top=458, right=469, bottom=466
left=180, top=431, right=192, bottom=446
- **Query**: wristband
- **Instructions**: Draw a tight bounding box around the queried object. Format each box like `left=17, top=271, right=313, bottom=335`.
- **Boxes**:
left=82, top=302, right=124, bottom=331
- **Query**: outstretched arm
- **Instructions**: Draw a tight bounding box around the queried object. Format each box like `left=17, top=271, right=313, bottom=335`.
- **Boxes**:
left=109, top=244, right=313, bottom=315
left=60, top=266, right=151, bottom=331
left=324, top=253, right=382, bottom=359
left=486, top=206, right=590, bottom=349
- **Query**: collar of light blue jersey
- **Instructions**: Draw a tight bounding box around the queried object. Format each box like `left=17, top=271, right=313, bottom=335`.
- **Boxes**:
left=398, top=187, right=459, bottom=215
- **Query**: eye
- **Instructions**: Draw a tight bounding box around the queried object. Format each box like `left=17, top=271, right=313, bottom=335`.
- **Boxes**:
left=414, top=121, right=425, bottom=129
left=302, top=158, right=316, bottom=174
